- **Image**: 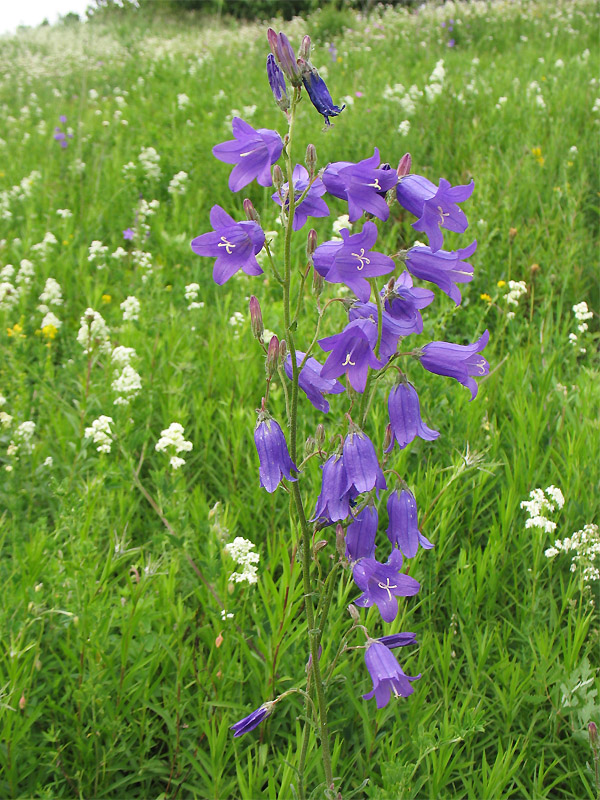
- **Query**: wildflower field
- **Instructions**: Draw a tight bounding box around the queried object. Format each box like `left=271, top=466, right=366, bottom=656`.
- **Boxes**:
left=0, top=0, right=599, bottom=797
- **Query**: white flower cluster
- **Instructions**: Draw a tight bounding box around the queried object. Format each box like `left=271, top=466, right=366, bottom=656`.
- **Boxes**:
left=112, top=246, right=128, bottom=260
left=16, top=259, right=34, bottom=287
left=56, top=208, right=73, bottom=218
left=168, top=171, right=188, bottom=196
left=332, top=214, right=351, bottom=236
left=110, top=347, right=142, bottom=405
left=506, top=280, right=527, bottom=306
left=0, top=279, right=18, bottom=310
left=132, top=249, right=153, bottom=280
left=31, top=231, right=57, bottom=258
left=569, top=301, right=593, bottom=353
left=41, top=310, right=62, bottom=331
left=7, top=420, right=36, bottom=460
left=521, top=485, right=565, bottom=534
left=184, top=283, right=204, bottom=310
left=88, top=240, right=109, bottom=270
left=177, top=93, right=190, bottom=109
left=38, top=277, right=63, bottom=313
left=155, top=422, right=193, bottom=470
left=397, top=119, right=410, bottom=136
left=0, top=170, right=42, bottom=220
left=84, top=415, right=113, bottom=453
left=225, top=536, right=259, bottom=585
left=139, top=146, right=161, bottom=180
left=527, top=80, right=546, bottom=110
left=545, top=523, right=600, bottom=589
left=121, top=295, right=140, bottom=321
left=425, top=59, right=446, bottom=102
left=76, top=308, right=111, bottom=355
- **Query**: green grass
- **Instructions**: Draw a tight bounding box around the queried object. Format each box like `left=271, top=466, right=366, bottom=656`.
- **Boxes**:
left=0, top=0, right=598, bottom=797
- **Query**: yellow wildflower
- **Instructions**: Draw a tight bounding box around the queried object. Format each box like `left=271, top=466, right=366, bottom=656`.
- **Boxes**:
left=497, top=280, right=506, bottom=288
left=101, top=294, right=112, bottom=304
left=42, top=324, right=58, bottom=340
left=7, top=323, right=23, bottom=337
left=480, top=293, right=492, bottom=303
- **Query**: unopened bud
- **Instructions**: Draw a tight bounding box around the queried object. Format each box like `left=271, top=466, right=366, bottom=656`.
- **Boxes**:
left=509, top=227, right=518, bottom=241
left=19, top=693, right=26, bottom=711
left=313, top=539, right=328, bottom=555
left=304, top=436, right=316, bottom=457
left=589, top=721, right=598, bottom=746
left=249, top=295, right=263, bottom=340
left=273, top=164, right=284, bottom=191
left=312, top=267, right=324, bottom=297
left=347, top=603, right=360, bottom=623
left=335, top=523, right=346, bottom=559
left=397, top=152, right=412, bottom=178
left=383, top=423, right=393, bottom=452
left=266, top=335, right=280, bottom=376
left=299, top=34, right=311, bottom=61
left=530, top=262, right=540, bottom=276
left=315, top=423, right=325, bottom=447
left=267, top=28, right=279, bottom=58
left=215, top=632, right=224, bottom=648
left=306, top=228, right=318, bottom=257
left=305, top=143, right=317, bottom=174
left=243, top=198, right=259, bottom=222
left=278, top=338, right=287, bottom=364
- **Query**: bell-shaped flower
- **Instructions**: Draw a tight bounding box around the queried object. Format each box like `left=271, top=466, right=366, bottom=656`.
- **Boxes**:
left=212, top=117, right=284, bottom=192
left=385, top=382, right=439, bottom=452
left=254, top=415, right=297, bottom=493
left=312, top=454, right=355, bottom=523
left=353, top=548, right=420, bottom=623
left=284, top=350, right=345, bottom=413
left=386, top=489, right=433, bottom=559
left=377, top=632, right=418, bottom=650
left=419, top=329, right=490, bottom=400
left=383, top=271, right=435, bottom=335
left=272, top=164, right=329, bottom=231
left=405, top=240, right=476, bottom=305
left=363, top=640, right=420, bottom=708
left=319, top=318, right=384, bottom=394
left=345, top=505, right=378, bottom=562
left=191, top=205, right=265, bottom=285
left=266, top=54, right=289, bottom=111
left=313, top=221, right=395, bottom=302
left=342, top=428, right=386, bottom=495
left=299, top=62, right=345, bottom=125
left=396, top=174, right=474, bottom=252
left=231, top=702, right=274, bottom=737
left=322, top=148, right=398, bottom=222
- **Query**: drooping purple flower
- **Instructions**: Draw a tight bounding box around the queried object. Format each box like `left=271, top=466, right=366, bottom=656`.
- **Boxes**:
left=272, top=164, right=329, bottom=231
left=212, top=117, right=284, bottom=192
left=378, top=632, right=418, bottom=650
left=266, top=53, right=289, bottom=111
left=254, top=415, right=297, bottom=493
left=383, top=270, right=435, bottom=333
left=385, top=382, right=439, bottom=452
left=312, top=221, right=395, bottom=302
left=191, top=205, right=265, bottom=285
left=386, top=489, right=433, bottom=559
left=319, top=318, right=384, bottom=394
left=284, top=350, right=345, bottom=413
left=299, top=62, right=345, bottom=125
left=54, top=127, right=68, bottom=148
left=363, top=640, right=421, bottom=708
left=405, top=240, right=476, bottom=305
left=345, top=505, right=378, bottom=561
left=396, top=174, right=474, bottom=252
left=419, top=329, right=490, bottom=400
left=231, top=702, right=274, bottom=737
left=353, top=548, right=420, bottom=623
left=123, top=228, right=134, bottom=240
left=342, top=429, right=386, bottom=495
left=312, top=454, right=355, bottom=523
left=322, top=148, right=398, bottom=222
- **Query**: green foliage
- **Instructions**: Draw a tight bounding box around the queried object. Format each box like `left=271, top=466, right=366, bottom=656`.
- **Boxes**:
left=0, top=0, right=598, bottom=797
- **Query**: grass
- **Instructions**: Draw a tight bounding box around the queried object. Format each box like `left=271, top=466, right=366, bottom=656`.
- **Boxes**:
left=0, top=0, right=598, bottom=797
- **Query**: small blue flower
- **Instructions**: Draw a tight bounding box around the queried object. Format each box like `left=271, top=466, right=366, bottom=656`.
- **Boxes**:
left=300, top=63, right=345, bottom=125
left=231, top=702, right=274, bottom=737
left=254, top=414, right=297, bottom=493
left=363, top=641, right=420, bottom=708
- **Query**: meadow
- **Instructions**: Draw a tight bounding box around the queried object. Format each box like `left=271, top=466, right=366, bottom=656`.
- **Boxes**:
left=0, top=0, right=599, bottom=797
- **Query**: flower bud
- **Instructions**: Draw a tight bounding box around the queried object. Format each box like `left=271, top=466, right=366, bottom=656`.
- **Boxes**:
left=249, top=295, right=263, bottom=340
left=315, top=423, right=325, bottom=447
left=589, top=721, right=598, bottom=747
left=299, top=35, right=311, bottom=61
left=313, top=539, right=328, bottom=555
left=397, top=152, right=412, bottom=178
left=266, top=335, right=280, bottom=377
left=306, top=228, right=318, bottom=257
left=312, top=266, right=324, bottom=297
left=335, top=523, right=346, bottom=559
left=19, top=693, right=26, bottom=711
left=347, top=603, right=360, bottom=623
left=267, top=28, right=279, bottom=58
left=304, top=436, right=316, bottom=458
left=278, top=338, right=287, bottom=364
left=383, top=423, right=393, bottom=452
left=305, top=143, right=317, bottom=174
left=509, top=227, right=518, bottom=241
left=243, top=198, right=259, bottom=222
left=273, top=164, right=284, bottom=191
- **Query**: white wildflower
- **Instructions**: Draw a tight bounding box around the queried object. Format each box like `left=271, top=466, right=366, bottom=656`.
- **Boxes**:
left=112, top=365, right=142, bottom=405
left=225, top=536, right=260, bottom=585
left=121, top=295, right=140, bottom=321
left=505, top=280, right=527, bottom=306
left=0, top=281, right=18, bottom=310
left=84, top=415, right=113, bottom=453
left=139, top=146, right=161, bottom=180
left=56, top=208, right=73, bottom=218
left=155, top=422, right=192, bottom=469
left=8, top=421, right=36, bottom=456
left=397, top=119, right=411, bottom=136
left=111, top=346, right=137, bottom=368
left=16, top=259, right=34, bottom=286
left=168, top=171, right=188, bottom=196
left=40, top=311, right=62, bottom=330
left=38, top=277, right=63, bottom=312
left=177, top=93, right=190, bottom=109
left=88, top=240, right=108, bottom=269
left=76, top=308, right=111, bottom=355
left=573, top=301, right=592, bottom=321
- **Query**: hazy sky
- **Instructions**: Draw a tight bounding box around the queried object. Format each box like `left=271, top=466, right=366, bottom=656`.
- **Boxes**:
left=0, top=0, right=93, bottom=37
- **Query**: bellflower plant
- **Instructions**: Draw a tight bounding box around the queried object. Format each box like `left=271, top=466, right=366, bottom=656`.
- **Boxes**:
left=191, top=28, right=489, bottom=799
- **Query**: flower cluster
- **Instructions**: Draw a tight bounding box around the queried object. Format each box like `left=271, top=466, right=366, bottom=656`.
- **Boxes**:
left=121, top=295, right=140, bottom=322
left=225, top=536, right=260, bottom=585
left=76, top=308, right=111, bottom=355
left=84, top=416, right=113, bottom=454
left=545, top=523, right=600, bottom=592
left=168, top=170, right=188, bottom=196
left=569, top=301, right=593, bottom=353
left=155, top=422, right=193, bottom=470
left=520, top=485, right=565, bottom=534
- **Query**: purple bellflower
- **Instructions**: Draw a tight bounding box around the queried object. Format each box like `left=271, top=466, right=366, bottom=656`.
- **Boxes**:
left=396, top=174, right=474, bottom=252
left=378, top=632, right=418, bottom=650
left=353, top=548, right=420, bottom=623
left=386, top=488, right=433, bottom=559
left=345, top=505, right=378, bottom=561
left=343, top=428, right=387, bottom=495
left=284, top=350, right=345, bottom=413
left=212, top=117, right=284, bottom=192
left=272, top=164, right=329, bottom=231
left=319, top=318, right=384, bottom=394
left=191, top=205, right=265, bottom=285
left=299, top=61, right=345, bottom=125
left=123, top=228, right=134, bottom=240
left=419, top=329, right=490, bottom=400
left=312, top=221, right=395, bottom=302
left=231, top=702, right=274, bottom=737
left=267, top=29, right=302, bottom=86
left=312, top=454, right=356, bottom=524
left=254, top=414, right=298, bottom=493
left=385, top=382, right=439, bottom=452
left=405, top=240, right=476, bottom=305
left=349, top=301, right=404, bottom=362
left=266, top=53, right=289, bottom=112
left=322, top=148, right=398, bottom=222
left=382, top=271, right=435, bottom=334
left=363, top=640, right=421, bottom=707
left=54, top=127, right=68, bottom=148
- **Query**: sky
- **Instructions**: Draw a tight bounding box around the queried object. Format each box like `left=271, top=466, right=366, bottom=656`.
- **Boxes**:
left=0, top=0, right=94, bottom=37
